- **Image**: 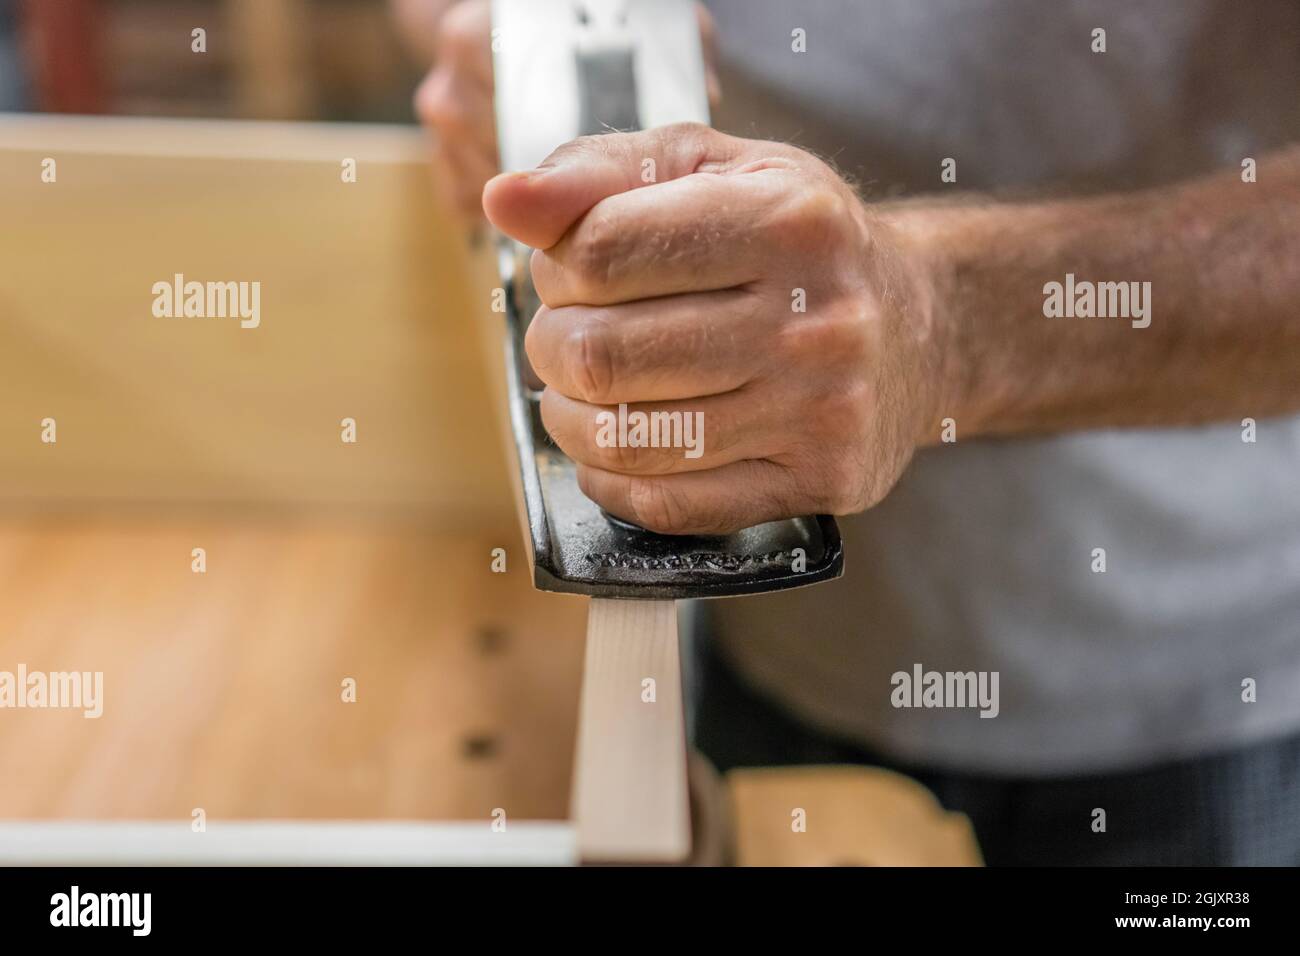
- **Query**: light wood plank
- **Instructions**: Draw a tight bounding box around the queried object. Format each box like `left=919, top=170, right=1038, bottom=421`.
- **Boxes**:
left=0, top=115, right=509, bottom=525
left=570, top=598, right=690, bottom=863
left=0, top=516, right=587, bottom=823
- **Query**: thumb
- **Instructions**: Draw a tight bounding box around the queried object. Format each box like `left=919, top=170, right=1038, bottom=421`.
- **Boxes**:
left=482, top=122, right=739, bottom=250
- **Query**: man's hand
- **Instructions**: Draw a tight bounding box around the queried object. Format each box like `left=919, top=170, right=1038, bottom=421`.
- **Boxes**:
left=484, top=123, right=948, bottom=535
left=406, top=0, right=498, bottom=217
left=410, top=0, right=722, bottom=218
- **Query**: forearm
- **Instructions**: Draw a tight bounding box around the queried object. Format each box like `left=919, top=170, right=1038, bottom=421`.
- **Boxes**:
left=891, top=146, right=1300, bottom=442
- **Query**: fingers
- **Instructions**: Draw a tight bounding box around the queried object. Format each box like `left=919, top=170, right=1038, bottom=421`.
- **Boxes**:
left=433, top=0, right=493, bottom=88
left=524, top=290, right=771, bottom=404
left=540, top=386, right=774, bottom=476
left=482, top=123, right=747, bottom=249
left=413, top=0, right=497, bottom=217
left=577, top=459, right=800, bottom=536
left=529, top=167, right=795, bottom=306
left=415, top=65, right=497, bottom=152
left=416, top=66, right=497, bottom=215
left=696, top=3, right=723, bottom=109
left=391, top=0, right=472, bottom=65
left=437, top=136, right=499, bottom=217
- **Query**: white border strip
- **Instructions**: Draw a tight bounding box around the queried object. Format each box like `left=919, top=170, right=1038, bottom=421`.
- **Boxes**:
left=0, top=821, right=576, bottom=866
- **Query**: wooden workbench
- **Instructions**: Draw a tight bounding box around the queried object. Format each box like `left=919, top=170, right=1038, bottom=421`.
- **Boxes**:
left=0, top=514, right=586, bottom=823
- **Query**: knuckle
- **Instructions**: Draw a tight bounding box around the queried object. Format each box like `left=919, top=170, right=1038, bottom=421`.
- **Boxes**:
left=537, top=390, right=573, bottom=449
left=664, top=120, right=712, bottom=137
left=785, top=298, right=873, bottom=368
left=412, top=73, right=439, bottom=121
left=543, top=133, right=608, bottom=168
left=659, top=121, right=715, bottom=148
left=828, top=299, right=875, bottom=358
left=599, top=438, right=640, bottom=473
left=768, top=183, right=849, bottom=246
left=816, top=378, right=870, bottom=426
left=658, top=121, right=727, bottom=169
left=811, top=389, right=872, bottom=462
left=528, top=248, right=557, bottom=304
left=522, top=305, right=555, bottom=380
left=414, top=71, right=460, bottom=130
left=780, top=312, right=854, bottom=367
left=805, top=385, right=846, bottom=426
left=812, top=456, right=865, bottom=515
left=829, top=487, right=869, bottom=516
left=627, top=477, right=696, bottom=535
left=842, top=380, right=874, bottom=434
left=564, top=320, right=617, bottom=403
left=567, top=214, right=620, bottom=297
left=598, top=436, right=661, bottom=476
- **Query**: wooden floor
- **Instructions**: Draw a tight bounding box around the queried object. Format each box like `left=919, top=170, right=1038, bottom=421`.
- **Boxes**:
left=0, top=513, right=587, bottom=823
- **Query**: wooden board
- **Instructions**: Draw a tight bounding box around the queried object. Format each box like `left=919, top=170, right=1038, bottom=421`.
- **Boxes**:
left=728, top=766, right=983, bottom=866
left=0, top=114, right=510, bottom=528
left=0, top=516, right=587, bottom=823
left=570, top=599, right=691, bottom=863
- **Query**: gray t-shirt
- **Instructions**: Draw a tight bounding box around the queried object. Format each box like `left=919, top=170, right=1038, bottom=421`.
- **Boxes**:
left=702, top=0, right=1300, bottom=774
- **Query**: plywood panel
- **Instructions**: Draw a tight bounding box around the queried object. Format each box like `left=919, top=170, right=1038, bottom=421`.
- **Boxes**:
left=0, top=115, right=510, bottom=527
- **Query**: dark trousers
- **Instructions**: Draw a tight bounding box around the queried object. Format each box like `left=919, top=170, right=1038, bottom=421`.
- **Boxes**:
left=693, top=640, right=1300, bottom=866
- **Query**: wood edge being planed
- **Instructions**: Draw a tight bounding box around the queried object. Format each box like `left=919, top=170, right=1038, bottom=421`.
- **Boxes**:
left=571, top=598, right=691, bottom=863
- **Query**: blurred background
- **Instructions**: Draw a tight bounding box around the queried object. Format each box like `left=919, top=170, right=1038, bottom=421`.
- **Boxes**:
left=3, top=0, right=421, bottom=120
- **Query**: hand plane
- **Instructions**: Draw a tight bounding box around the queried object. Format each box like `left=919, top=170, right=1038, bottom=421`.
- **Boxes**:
left=491, top=0, right=843, bottom=601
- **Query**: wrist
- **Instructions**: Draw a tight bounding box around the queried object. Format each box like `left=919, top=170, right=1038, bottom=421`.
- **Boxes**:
left=877, top=204, right=974, bottom=447
left=881, top=200, right=1016, bottom=445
